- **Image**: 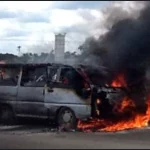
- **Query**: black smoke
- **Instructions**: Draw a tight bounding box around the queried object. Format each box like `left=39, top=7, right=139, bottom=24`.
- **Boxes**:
left=78, top=2, right=150, bottom=107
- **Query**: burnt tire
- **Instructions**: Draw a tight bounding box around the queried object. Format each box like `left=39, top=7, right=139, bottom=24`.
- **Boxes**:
left=0, top=106, right=15, bottom=125
left=56, top=107, right=77, bottom=131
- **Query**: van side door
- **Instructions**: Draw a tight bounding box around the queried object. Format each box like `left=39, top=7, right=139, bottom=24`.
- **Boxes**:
left=44, top=67, right=91, bottom=119
left=16, top=65, right=48, bottom=118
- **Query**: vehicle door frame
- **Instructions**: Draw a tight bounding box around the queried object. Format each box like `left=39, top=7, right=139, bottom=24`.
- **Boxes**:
left=16, top=65, right=49, bottom=118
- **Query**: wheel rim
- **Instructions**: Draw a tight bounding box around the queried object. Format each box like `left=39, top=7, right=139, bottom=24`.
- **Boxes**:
left=58, top=109, right=75, bottom=130
left=62, top=110, right=73, bottom=123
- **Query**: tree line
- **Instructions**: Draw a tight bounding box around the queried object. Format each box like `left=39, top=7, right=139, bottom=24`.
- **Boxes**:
left=0, top=51, right=78, bottom=64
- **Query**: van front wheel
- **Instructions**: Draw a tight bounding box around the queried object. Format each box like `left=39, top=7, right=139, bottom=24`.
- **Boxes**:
left=0, top=106, right=15, bottom=125
left=57, top=107, right=77, bottom=131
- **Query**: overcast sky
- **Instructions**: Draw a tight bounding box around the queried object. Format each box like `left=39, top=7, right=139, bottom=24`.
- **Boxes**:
left=0, top=1, right=145, bottom=55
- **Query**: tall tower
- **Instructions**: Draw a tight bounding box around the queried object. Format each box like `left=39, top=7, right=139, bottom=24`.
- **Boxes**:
left=54, top=33, right=66, bottom=63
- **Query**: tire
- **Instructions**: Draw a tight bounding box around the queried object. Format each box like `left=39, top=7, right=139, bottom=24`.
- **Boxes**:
left=0, top=106, right=16, bottom=125
left=56, top=107, right=77, bottom=131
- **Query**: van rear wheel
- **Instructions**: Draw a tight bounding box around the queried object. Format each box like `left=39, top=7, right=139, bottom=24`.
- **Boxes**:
left=0, top=106, right=15, bottom=125
left=57, top=107, right=77, bottom=131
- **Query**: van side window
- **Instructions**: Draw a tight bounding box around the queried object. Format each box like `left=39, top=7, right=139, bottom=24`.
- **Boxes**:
left=0, top=67, right=20, bottom=86
left=21, top=66, right=47, bottom=87
left=48, top=67, right=58, bottom=82
left=59, top=68, right=75, bottom=85
left=59, top=67, right=91, bottom=98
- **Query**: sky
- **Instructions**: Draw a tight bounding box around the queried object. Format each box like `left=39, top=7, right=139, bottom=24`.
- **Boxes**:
left=0, top=1, right=145, bottom=55
left=0, top=1, right=111, bottom=55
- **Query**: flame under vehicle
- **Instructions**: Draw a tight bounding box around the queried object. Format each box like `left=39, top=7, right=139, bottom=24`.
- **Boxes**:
left=0, top=63, right=132, bottom=130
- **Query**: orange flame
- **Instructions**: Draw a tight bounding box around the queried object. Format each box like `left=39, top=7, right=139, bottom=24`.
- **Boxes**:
left=78, top=72, right=150, bottom=132
left=113, top=97, right=135, bottom=113
left=111, top=74, right=127, bottom=87
left=77, top=96, right=150, bottom=132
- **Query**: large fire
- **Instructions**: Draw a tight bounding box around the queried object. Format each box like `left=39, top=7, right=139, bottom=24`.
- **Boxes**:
left=78, top=97, right=150, bottom=132
left=111, top=74, right=127, bottom=87
left=77, top=74, right=150, bottom=132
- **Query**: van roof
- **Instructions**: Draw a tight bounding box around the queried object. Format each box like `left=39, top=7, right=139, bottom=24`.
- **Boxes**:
left=0, top=63, right=73, bottom=68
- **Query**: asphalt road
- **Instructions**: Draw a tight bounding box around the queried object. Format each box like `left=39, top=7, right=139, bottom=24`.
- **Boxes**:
left=0, top=124, right=150, bottom=149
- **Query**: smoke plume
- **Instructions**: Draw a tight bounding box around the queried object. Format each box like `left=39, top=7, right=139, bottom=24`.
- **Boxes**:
left=79, top=1, right=150, bottom=106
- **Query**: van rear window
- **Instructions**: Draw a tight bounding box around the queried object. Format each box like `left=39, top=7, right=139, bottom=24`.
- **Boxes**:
left=0, top=67, right=20, bottom=86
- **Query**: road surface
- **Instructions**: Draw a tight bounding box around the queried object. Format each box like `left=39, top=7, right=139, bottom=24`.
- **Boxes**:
left=0, top=124, right=150, bottom=149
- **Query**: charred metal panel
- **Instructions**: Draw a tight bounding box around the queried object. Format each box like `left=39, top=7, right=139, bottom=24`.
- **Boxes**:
left=96, top=86, right=126, bottom=105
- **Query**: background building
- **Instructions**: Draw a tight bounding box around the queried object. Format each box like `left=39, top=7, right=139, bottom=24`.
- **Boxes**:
left=54, top=33, right=66, bottom=63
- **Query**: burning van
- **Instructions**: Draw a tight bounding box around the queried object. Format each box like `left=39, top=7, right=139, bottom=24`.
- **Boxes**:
left=0, top=63, right=137, bottom=130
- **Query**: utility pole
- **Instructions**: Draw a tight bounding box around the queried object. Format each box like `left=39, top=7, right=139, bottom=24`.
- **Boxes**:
left=17, top=45, right=21, bottom=56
